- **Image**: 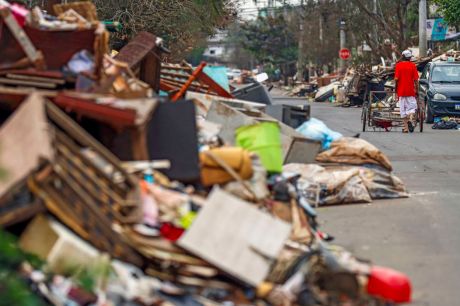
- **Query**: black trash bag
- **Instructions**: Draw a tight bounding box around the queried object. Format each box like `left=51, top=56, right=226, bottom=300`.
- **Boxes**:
left=432, top=120, right=458, bottom=130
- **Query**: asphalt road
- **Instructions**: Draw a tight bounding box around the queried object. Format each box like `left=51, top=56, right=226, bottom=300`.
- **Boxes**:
left=273, top=95, right=460, bottom=305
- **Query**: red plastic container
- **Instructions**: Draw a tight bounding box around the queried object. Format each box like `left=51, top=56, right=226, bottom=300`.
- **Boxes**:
left=366, top=266, right=412, bottom=303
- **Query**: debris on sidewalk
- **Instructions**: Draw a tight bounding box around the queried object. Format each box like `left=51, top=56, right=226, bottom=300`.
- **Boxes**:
left=284, top=163, right=407, bottom=206
left=315, top=81, right=341, bottom=102
left=0, top=2, right=414, bottom=306
left=316, top=137, right=393, bottom=171
left=432, top=117, right=459, bottom=129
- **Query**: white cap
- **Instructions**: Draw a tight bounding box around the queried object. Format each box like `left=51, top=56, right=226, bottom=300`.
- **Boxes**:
left=402, top=49, right=412, bottom=59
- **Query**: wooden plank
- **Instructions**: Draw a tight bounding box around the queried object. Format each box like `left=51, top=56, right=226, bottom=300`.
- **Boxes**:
left=45, top=102, right=139, bottom=191
left=0, top=199, right=44, bottom=227
left=30, top=178, right=144, bottom=266
left=140, top=51, right=161, bottom=92
left=115, top=32, right=156, bottom=68
left=162, top=64, right=193, bottom=72
left=0, top=77, right=57, bottom=88
left=53, top=94, right=137, bottom=128
left=6, top=73, right=65, bottom=84
left=161, top=71, right=192, bottom=79
left=115, top=32, right=160, bottom=91
left=0, top=8, right=44, bottom=67
left=130, top=127, right=149, bottom=160
left=55, top=131, right=128, bottom=195
left=161, top=78, right=209, bottom=92
left=55, top=148, right=125, bottom=208
left=0, top=69, right=64, bottom=79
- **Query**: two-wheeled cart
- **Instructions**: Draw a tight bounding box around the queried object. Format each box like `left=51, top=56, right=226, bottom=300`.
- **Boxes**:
left=361, top=90, right=424, bottom=132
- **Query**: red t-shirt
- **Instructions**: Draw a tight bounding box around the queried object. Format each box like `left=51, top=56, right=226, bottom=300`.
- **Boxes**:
left=395, top=61, right=419, bottom=97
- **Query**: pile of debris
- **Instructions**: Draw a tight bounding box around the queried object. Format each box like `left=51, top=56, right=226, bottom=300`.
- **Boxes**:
left=0, top=2, right=413, bottom=306
left=321, top=56, right=433, bottom=107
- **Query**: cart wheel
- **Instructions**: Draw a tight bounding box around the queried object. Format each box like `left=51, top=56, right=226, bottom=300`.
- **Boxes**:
left=362, top=108, right=367, bottom=132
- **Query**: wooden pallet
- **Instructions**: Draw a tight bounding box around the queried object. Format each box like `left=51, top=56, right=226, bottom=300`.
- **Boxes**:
left=25, top=100, right=144, bottom=266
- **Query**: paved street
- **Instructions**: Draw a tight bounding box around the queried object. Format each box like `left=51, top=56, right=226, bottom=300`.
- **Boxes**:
left=276, top=96, right=460, bottom=305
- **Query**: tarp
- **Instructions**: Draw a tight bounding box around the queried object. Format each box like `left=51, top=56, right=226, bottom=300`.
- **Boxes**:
left=203, top=66, right=230, bottom=92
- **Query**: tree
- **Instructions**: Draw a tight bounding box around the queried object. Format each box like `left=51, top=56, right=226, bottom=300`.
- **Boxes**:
left=433, top=0, right=460, bottom=26
left=238, top=14, right=298, bottom=82
left=18, top=0, right=237, bottom=60
left=348, top=0, right=419, bottom=58
left=93, top=0, right=237, bottom=59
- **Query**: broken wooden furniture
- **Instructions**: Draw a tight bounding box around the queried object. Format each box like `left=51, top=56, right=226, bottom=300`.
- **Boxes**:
left=0, top=87, right=158, bottom=161
left=53, top=1, right=99, bottom=23
left=0, top=7, right=45, bottom=71
left=0, top=5, right=108, bottom=89
left=115, top=31, right=162, bottom=93
left=0, top=93, right=143, bottom=266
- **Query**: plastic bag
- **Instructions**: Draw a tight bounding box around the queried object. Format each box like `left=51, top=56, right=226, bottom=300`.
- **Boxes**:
left=296, top=118, right=342, bottom=150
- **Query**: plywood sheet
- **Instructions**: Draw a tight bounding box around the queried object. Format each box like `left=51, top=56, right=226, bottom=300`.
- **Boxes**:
left=0, top=93, right=53, bottom=198
left=178, top=188, right=291, bottom=286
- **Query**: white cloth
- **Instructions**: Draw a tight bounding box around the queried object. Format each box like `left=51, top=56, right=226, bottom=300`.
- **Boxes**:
left=399, top=96, right=417, bottom=118
left=402, top=49, right=413, bottom=59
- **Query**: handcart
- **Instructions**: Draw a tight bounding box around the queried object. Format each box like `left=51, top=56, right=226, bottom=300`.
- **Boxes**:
left=361, top=90, right=424, bottom=132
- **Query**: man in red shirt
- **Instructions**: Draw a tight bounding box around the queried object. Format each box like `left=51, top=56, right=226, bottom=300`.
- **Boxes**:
left=395, top=49, right=419, bottom=133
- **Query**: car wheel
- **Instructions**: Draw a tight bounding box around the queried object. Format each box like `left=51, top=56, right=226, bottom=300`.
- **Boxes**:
left=425, top=101, right=434, bottom=124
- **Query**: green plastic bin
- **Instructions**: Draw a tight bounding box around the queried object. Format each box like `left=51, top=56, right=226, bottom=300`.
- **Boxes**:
left=236, top=122, right=283, bottom=173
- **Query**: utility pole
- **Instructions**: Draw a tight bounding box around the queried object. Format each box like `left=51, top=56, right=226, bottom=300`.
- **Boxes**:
left=296, top=0, right=305, bottom=82
left=339, top=20, right=346, bottom=73
left=419, top=0, right=427, bottom=57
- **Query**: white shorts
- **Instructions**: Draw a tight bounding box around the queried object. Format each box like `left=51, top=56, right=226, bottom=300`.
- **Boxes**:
left=399, top=96, right=417, bottom=118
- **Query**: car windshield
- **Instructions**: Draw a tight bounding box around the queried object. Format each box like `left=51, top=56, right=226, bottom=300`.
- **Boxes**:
left=431, top=65, right=460, bottom=83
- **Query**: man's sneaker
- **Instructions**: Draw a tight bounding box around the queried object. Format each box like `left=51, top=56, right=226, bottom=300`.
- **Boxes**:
left=408, top=121, right=414, bottom=133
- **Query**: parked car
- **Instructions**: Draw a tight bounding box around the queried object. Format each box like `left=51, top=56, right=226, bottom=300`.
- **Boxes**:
left=419, top=62, right=460, bottom=123
left=227, top=69, right=242, bottom=80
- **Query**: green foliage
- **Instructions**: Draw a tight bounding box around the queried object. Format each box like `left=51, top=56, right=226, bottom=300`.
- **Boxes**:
left=239, top=15, right=298, bottom=66
left=0, top=231, right=46, bottom=306
left=434, top=0, right=460, bottom=26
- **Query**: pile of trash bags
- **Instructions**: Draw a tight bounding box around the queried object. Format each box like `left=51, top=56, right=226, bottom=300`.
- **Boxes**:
left=432, top=118, right=458, bottom=130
